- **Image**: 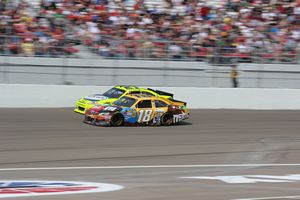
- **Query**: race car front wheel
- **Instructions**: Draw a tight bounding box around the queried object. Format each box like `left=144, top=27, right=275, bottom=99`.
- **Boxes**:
left=161, top=113, right=173, bottom=126
left=110, top=113, right=124, bottom=127
left=93, top=119, right=103, bottom=126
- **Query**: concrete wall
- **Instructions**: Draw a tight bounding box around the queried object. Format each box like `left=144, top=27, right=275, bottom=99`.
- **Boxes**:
left=1, top=84, right=300, bottom=110
left=2, top=57, right=300, bottom=88
left=1, top=56, right=299, bottom=71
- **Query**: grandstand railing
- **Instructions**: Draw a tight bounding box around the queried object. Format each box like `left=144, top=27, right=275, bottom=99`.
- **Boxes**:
left=0, top=35, right=299, bottom=64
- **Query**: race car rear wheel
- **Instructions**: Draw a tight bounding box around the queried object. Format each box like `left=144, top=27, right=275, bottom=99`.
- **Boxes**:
left=161, top=113, right=173, bottom=126
left=110, top=113, right=124, bottom=127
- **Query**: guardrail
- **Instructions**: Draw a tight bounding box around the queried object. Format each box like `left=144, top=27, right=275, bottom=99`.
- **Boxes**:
left=1, top=84, right=300, bottom=110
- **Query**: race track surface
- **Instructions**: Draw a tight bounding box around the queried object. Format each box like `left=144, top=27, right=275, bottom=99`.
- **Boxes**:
left=1, top=109, right=300, bottom=200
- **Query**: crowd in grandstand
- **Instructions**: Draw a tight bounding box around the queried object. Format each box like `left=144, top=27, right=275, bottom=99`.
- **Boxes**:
left=0, top=0, right=78, bottom=57
left=0, top=0, right=299, bottom=62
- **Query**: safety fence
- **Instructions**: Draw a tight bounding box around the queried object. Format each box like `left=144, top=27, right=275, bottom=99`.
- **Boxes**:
left=0, top=35, right=299, bottom=64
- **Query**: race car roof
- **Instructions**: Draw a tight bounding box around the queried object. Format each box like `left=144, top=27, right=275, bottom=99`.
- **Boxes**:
left=124, top=94, right=171, bottom=102
left=115, top=85, right=139, bottom=90
left=125, top=94, right=156, bottom=99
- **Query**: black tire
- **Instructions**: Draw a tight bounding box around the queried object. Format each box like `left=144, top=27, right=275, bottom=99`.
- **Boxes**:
left=110, top=113, right=124, bottom=127
left=161, top=113, right=173, bottom=126
left=93, top=119, right=101, bottom=126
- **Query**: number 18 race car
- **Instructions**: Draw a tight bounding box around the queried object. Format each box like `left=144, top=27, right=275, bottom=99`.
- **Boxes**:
left=84, top=94, right=189, bottom=126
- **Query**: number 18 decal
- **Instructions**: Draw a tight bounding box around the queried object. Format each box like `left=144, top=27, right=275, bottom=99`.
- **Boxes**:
left=138, top=110, right=152, bottom=122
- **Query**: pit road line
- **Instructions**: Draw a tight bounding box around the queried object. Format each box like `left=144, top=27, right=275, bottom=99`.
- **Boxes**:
left=234, top=195, right=300, bottom=200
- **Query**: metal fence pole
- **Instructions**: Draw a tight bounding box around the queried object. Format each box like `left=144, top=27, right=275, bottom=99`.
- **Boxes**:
left=112, top=58, right=119, bottom=85
left=211, top=48, right=218, bottom=87
left=1, top=64, right=4, bottom=83
left=257, top=50, right=264, bottom=88
left=162, top=60, right=169, bottom=87
left=2, top=52, right=9, bottom=83
left=2, top=65, right=8, bottom=84
left=61, top=48, right=68, bottom=85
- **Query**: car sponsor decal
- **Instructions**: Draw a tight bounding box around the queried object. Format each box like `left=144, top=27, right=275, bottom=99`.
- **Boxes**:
left=122, top=108, right=138, bottom=123
left=0, top=181, right=124, bottom=198
left=173, top=113, right=188, bottom=123
left=152, top=109, right=164, bottom=125
left=104, top=106, right=117, bottom=111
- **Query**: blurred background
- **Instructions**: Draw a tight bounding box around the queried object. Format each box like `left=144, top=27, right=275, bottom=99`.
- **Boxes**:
left=0, top=0, right=299, bottom=87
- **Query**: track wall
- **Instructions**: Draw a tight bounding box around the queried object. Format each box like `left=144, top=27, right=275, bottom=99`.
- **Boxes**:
left=1, top=84, right=300, bottom=109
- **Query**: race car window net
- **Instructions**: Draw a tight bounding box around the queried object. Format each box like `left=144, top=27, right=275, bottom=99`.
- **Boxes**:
left=128, top=91, right=141, bottom=94
left=103, top=88, right=125, bottom=98
left=137, top=100, right=152, bottom=108
left=113, top=97, right=136, bottom=107
left=155, top=100, right=168, bottom=108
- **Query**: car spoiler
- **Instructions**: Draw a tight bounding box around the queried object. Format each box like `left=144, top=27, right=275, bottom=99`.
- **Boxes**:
left=170, top=99, right=187, bottom=106
left=147, top=88, right=174, bottom=98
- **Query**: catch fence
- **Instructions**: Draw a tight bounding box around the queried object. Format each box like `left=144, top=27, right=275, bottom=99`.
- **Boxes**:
left=0, top=35, right=298, bottom=64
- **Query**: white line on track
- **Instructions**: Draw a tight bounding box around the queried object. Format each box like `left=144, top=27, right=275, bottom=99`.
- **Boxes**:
left=234, top=195, right=300, bottom=200
left=1, top=164, right=300, bottom=171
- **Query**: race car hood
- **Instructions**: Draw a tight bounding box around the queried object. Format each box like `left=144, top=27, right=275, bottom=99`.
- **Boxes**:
left=84, top=94, right=108, bottom=101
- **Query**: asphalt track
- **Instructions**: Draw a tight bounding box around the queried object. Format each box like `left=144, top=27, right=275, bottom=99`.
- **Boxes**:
left=1, top=109, right=300, bottom=200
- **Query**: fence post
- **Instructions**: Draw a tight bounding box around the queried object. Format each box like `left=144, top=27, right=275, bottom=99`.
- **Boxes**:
left=162, top=60, right=169, bottom=87
left=211, top=62, right=217, bottom=87
left=61, top=48, right=68, bottom=85
left=257, top=51, right=263, bottom=88
left=112, top=58, right=119, bottom=85
left=1, top=65, right=7, bottom=83
left=189, top=45, right=193, bottom=61
left=2, top=52, right=9, bottom=83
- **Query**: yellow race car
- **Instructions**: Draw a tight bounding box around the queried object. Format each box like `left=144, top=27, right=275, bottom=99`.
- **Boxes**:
left=84, top=94, right=189, bottom=126
left=75, top=85, right=174, bottom=114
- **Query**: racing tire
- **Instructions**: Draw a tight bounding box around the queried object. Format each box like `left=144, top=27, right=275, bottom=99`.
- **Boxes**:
left=93, top=119, right=101, bottom=126
left=110, top=113, right=124, bottom=127
left=161, top=113, right=173, bottom=126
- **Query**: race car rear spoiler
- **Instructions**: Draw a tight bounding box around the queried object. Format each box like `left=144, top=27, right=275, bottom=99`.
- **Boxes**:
left=147, top=88, right=174, bottom=98
left=170, top=99, right=187, bottom=106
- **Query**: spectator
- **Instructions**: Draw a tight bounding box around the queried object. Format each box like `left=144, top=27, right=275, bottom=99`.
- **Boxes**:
left=168, top=43, right=183, bottom=59
left=230, top=65, right=239, bottom=88
left=21, top=38, right=35, bottom=56
left=98, top=43, right=112, bottom=57
left=0, top=0, right=299, bottom=63
left=142, top=40, right=154, bottom=58
left=0, top=0, right=78, bottom=57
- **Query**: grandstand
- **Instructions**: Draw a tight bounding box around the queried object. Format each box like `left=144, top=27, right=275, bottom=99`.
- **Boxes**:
left=0, top=0, right=299, bottom=64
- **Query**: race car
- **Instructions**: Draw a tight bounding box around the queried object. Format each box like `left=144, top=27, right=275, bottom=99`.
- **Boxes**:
left=74, top=85, right=174, bottom=114
left=84, top=94, right=189, bottom=126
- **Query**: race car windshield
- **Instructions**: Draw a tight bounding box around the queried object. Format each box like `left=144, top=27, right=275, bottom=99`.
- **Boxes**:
left=113, top=97, right=136, bottom=107
left=103, top=88, right=125, bottom=98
